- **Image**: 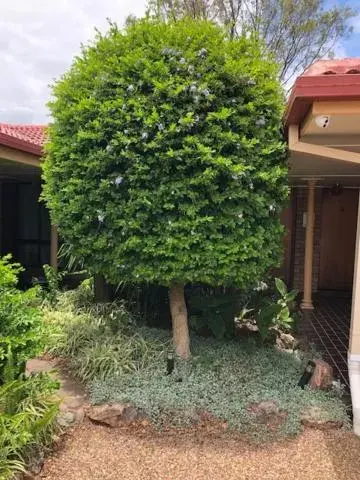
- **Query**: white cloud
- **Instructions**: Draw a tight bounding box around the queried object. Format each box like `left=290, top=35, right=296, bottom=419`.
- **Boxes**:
left=351, top=14, right=360, bottom=34
left=333, top=43, right=348, bottom=59
left=0, top=0, right=147, bottom=123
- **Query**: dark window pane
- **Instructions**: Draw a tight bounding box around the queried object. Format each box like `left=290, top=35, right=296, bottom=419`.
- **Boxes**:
left=17, top=243, right=39, bottom=267
left=17, top=184, right=39, bottom=240
left=40, top=245, right=50, bottom=265
left=40, top=205, right=51, bottom=241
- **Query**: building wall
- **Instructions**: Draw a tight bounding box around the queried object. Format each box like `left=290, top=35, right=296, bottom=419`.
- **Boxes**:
left=292, top=186, right=322, bottom=292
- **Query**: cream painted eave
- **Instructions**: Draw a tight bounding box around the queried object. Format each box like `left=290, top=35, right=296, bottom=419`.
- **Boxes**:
left=0, top=144, right=41, bottom=168
left=313, top=101, right=360, bottom=116
left=288, top=125, right=360, bottom=166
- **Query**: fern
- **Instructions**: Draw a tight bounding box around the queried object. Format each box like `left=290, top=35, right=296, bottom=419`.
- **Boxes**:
left=0, top=375, right=59, bottom=479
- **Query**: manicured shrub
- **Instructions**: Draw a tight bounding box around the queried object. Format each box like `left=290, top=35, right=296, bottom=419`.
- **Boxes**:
left=43, top=19, right=288, bottom=359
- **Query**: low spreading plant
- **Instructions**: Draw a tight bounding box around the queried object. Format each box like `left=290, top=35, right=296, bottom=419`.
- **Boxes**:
left=91, top=337, right=350, bottom=441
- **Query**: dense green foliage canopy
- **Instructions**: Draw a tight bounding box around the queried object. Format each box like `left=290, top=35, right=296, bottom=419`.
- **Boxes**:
left=0, top=256, right=44, bottom=382
left=43, top=19, right=288, bottom=288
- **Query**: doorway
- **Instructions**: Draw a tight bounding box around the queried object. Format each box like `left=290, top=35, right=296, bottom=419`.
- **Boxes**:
left=319, top=188, right=359, bottom=291
left=0, top=181, right=51, bottom=285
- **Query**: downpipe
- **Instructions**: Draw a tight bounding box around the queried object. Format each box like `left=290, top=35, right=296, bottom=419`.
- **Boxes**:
left=348, top=353, right=360, bottom=436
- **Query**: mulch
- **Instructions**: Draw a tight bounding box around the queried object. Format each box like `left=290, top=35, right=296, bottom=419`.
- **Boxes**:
left=39, top=421, right=360, bottom=480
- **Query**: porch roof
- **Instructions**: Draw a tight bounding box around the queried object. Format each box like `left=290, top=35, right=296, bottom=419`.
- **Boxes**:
left=285, top=59, right=360, bottom=128
left=286, top=59, right=360, bottom=184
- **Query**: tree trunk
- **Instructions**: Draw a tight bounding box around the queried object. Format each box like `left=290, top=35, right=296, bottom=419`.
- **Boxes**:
left=94, top=274, right=110, bottom=302
left=169, top=283, right=190, bottom=360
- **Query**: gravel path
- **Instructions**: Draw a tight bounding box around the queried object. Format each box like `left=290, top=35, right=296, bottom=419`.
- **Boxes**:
left=40, top=423, right=360, bottom=480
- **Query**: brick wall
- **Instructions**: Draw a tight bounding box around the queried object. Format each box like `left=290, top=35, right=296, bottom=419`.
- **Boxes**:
left=292, top=186, right=322, bottom=293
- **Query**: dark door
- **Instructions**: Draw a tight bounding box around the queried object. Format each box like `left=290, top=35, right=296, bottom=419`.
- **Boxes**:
left=319, top=188, right=359, bottom=291
left=1, top=183, right=17, bottom=257
left=1, top=182, right=51, bottom=283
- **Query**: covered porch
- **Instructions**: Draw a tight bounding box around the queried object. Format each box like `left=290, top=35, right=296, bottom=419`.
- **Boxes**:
left=285, top=59, right=360, bottom=433
left=0, top=124, right=58, bottom=285
left=302, top=297, right=351, bottom=388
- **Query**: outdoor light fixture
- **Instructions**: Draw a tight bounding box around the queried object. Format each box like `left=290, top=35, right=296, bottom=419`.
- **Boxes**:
left=315, top=115, right=330, bottom=129
left=331, top=183, right=343, bottom=196
left=298, top=360, right=316, bottom=389
left=166, top=351, right=174, bottom=375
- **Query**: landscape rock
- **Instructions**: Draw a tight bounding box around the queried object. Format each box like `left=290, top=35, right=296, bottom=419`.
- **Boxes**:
left=87, top=403, right=138, bottom=427
left=263, top=329, right=278, bottom=345
left=247, top=400, right=286, bottom=427
left=87, top=403, right=125, bottom=427
left=301, top=406, right=343, bottom=430
left=276, top=332, right=297, bottom=350
left=247, top=400, right=279, bottom=417
left=236, top=321, right=260, bottom=340
left=121, top=405, right=138, bottom=422
left=309, top=359, right=333, bottom=390
left=57, top=411, right=76, bottom=428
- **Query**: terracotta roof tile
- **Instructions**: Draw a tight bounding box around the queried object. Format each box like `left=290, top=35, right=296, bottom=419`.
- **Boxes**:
left=303, top=58, right=360, bottom=76
left=0, top=123, right=47, bottom=156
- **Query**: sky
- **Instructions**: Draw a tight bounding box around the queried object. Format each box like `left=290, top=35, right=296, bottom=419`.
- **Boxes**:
left=0, top=0, right=360, bottom=124
left=334, top=0, right=360, bottom=57
left=0, top=0, right=147, bottom=124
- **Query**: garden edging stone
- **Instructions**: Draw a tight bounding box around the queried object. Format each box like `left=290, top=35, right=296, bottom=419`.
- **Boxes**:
left=87, top=403, right=139, bottom=427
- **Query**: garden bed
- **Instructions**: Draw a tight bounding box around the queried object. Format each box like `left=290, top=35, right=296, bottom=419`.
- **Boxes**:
left=89, top=336, right=350, bottom=441
left=42, top=286, right=350, bottom=442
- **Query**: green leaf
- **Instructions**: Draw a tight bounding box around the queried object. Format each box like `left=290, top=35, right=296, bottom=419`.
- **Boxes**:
left=275, top=278, right=287, bottom=297
left=257, top=304, right=281, bottom=340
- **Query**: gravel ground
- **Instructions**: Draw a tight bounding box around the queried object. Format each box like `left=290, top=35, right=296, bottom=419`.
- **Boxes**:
left=40, top=423, right=360, bottom=480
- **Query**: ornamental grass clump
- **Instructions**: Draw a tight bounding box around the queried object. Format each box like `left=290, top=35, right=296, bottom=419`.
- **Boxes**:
left=43, top=19, right=288, bottom=360
left=43, top=288, right=168, bottom=382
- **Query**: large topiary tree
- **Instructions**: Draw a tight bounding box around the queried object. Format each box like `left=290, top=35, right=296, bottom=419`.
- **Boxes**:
left=43, top=19, right=288, bottom=359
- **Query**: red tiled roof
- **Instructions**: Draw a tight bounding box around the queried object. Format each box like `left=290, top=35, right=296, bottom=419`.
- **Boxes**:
left=285, top=59, right=360, bottom=127
left=0, top=123, right=47, bottom=156
left=303, top=58, right=360, bottom=76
